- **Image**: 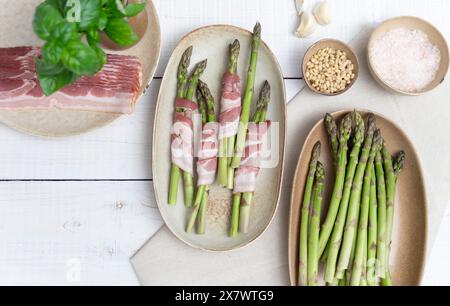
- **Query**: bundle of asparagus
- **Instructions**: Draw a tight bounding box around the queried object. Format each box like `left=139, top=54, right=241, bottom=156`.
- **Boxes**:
left=217, top=40, right=242, bottom=189
left=230, top=81, right=271, bottom=237
left=186, top=81, right=218, bottom=234
left=169, top=47, right=207, bottom=207
left=298, top=111, right=406, bottom=286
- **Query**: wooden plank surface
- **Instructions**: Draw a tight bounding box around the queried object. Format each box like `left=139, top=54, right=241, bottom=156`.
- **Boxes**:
left=0, top=0, right=449, bottom=285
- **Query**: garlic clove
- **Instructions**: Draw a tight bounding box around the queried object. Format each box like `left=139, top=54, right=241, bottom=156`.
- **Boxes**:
left=313, top=1, right=332, bottom=26
left=296, top=12, right=317, bottom=38
left=294, top=0, right=309, bottom=15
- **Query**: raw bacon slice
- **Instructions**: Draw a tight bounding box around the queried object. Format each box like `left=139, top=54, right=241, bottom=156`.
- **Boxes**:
left=0, top=47, right=142, bottom=114
left=197, top=122, right=219, bottom=186
left=233, top=121, right=270, bottom=194
left=171, top=98, right=198, bottom=176
left=219, top=72, right=241, bottom=139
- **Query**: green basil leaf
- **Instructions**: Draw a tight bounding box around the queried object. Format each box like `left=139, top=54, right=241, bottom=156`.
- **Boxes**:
left=35, top=57, right=66, bottom=76
left=108, top=0, right=127, bottom=17
left=61, top=41, right=102, bottom=75
left=91, top=43, right=107, bottom=66
left=42, top=40, right=64, bottom=65
left=87, top=28, right=100, bottom=44
left=124, top=1, right=146, bottom=17
left=33, top=3, right=64, bottom=40
left=97, top=10, right=108, bottom=30
left=37, top=68, right=78, bottom=96
left=45, top=0, right=67, bottom=14
left=52, top=20, right=79, bottom=44
left=78, top=0, right=102, bottom=31
left=105, top=17, right=138, bottom=46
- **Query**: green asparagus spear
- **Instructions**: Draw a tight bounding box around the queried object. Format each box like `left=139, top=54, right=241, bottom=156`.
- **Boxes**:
left=344, top=232, right=358, bottom=284
left=169, top=46, right=193, bottom=205
left=230, top=194, right=241, bottom=237
left=336, top=114, right=377, bottom=274
left=307, top=161, right=325, bottom=286
left=324, top=113, right=339, bottom=162
left=350, top=129, right=382, bottom=286
left=186, top=81, right=216, bottom=233
left=324, top=111, right=364, bottom=283
left=318, top=113, right=352, bottom=256
left=218, top=40, right=241, bottom=187
left=239, top=81, right=271, bottom=234
left=361, top=234, right=368, bottom=286
left=381, top=150, right=406, bottom=286
left=231, top=22, right=262, bottom=168
left=375, top=149, right=387, bottom=278
left=367, top=165, right=378, bottom=285
left=181, top=59, right=208, bottom=208
left=381, top=144, right=395, bottom=281
left=197, top=187, right=209, bottom=235
left=298, top=141, right=321, bottom=286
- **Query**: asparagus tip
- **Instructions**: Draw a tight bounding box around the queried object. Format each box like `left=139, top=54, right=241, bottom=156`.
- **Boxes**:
left=231, top=39, right=241, bottom=52
left=353, top=111, right=365, bottom=144
left=261, top=80, right=271, bottom=98
left=324, top=113, right=337, bottom=131
left=253, top=22, right=262, bottom=37
left=394, top=150, right=406, bottom=177
left=197, top=59, right=208, bottom=70
left=198, top=79, right=213, bottom=101
left=339, top=113, right=353, bottom=141
left=196, top=84, right=203, bottom=101
left=179, top=46, right=193, bottom=74
left=367, top=113, right=377, bottom=132
left=312, top=141, right=321, bottom=161
left=372, top=129, right=383, bottom=151
left=316, top=161, right=325, bottom=182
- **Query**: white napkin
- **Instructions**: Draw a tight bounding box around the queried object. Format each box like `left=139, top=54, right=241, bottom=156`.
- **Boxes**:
left=131, top=28, right=450, bottom=285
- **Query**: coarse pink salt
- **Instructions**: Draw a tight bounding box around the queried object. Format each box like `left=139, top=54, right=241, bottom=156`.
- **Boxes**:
left=369, top=28, right=441, bottom=93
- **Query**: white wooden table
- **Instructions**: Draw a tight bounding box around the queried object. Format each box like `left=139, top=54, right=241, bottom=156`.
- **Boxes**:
left=0, top=0, right=449, bottom=285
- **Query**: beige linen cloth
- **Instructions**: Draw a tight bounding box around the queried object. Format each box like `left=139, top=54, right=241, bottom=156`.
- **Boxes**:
left=131, top=29, right=450, bottom=285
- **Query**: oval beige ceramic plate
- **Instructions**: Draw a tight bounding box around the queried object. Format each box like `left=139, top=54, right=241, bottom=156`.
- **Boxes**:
left=288, top=110, right=427, bottom=285
left=153, top=25, right=286, bottom=251
left=0, top=0, right=161, bottom=137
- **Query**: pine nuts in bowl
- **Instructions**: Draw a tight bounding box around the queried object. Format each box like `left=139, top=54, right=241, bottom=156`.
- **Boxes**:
left=302, top=39, right=359, bottom=96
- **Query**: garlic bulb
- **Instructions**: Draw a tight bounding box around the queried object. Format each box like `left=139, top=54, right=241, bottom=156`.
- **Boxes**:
left=313, top=1, right=332, bottom=26
left=294, top=0, right=309, bottom=15
left=296, top=12, right=316, bottom=38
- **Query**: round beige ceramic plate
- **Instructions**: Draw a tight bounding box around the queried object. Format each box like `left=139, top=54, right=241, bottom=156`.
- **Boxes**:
left=0, top=0, right=161, bottom=137
left=153, top=25, right=286, bottom=251
left=288, top=110, right=428, bottom=286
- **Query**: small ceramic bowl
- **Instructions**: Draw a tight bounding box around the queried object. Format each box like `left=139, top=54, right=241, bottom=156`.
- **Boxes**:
left=302, top=39, right=359, bottom=96
left=367, top=16, right=449, bottom=96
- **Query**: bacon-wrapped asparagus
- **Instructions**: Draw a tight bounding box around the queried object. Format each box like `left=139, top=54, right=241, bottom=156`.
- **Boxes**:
left=169, top=47, right=193, bottom=205
left=217, top=40, right=241, bottom=188
left=230, top=81, right=271, bottom=237
left=187, top=81, right=218, bottom=234
left=169, top=45, right=207, bottom=207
